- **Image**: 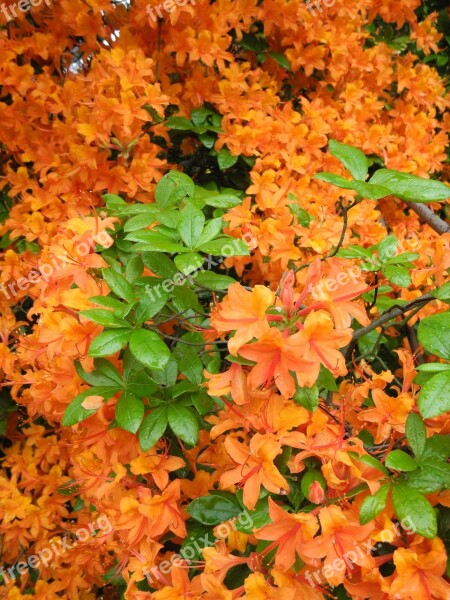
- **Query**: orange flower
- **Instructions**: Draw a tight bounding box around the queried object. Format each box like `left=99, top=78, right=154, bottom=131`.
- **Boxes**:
left=238, top=327, right=315, bottom=397
left=220, top=434, right=289, bottom=510
left=296, top=310, right=352, bottom=380
left=357, top=389, right=414, bottom=443
left=210, top=283, right=274, bottom=355
left=254, top=497, right=319, bottom=570
left=387, top=538, right=450, bottom=600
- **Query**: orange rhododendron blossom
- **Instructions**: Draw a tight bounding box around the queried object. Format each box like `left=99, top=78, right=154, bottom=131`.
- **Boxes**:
left=357, top=389, right=414, bottom=443
left=254, top=497, right=319, bottom=569
left=387, top=538, right=450, bottom=599
left=301, top=506, right=375, bottom=587
left=220, top=434, right=289, bottom=510
left=295, top=311, right=352, bottom=380
left=238, top=328, right=316, bottom=396
left=210, top=283, right=274, bottom=354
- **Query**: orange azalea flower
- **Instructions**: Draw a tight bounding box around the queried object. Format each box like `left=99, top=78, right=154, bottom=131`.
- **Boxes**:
left=386, top=538, right=450, bottom=600
left=210, top=283, right=274, bottom=355
left=301, top=506, right=375, bottom=587
left=296, top=310, right=352, bottom=380
left=254, top=497, right=319, bottom=570
left=357, top=389, right=414, bottom=443
left=238, top=327, right=315, bottom=397
left=220, top=434, right=289, bottom=510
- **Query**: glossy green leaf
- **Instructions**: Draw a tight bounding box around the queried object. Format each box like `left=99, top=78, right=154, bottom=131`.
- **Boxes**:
left=187, top=493, right=242, bottom=525
left=359, top=484, right=390, bottom=525
left=115, top=392, right=144, bottom=433
left=129, top=330, right=170, bottom=371
left=418, top=313, right=450, bottom=360
left=138, top=406, right=168, bottom=451
left=369, top=169, right=450, bottom=203
left=405, top=413, right=426, bottom=458
left=385, top=450, right=417, bottom=471
left=102, top=269, right=135, bottom=303
left=88, top=329, right=132, bottom=358
left=329, top=139, right=369, bottom=181
left=168, top=405, right=199, bottom=446
left=418, top=371, right=450, bottom=419
left=392, top=484, right=437, bottom=539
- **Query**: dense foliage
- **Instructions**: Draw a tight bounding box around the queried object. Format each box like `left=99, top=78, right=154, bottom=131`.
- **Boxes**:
left=0, top=1, right=449, bottom=599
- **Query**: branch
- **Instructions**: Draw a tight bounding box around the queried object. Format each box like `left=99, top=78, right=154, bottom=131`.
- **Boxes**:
left=405, top=201, right=450, bottom=235
left=345, top=292, right=434, bottom=361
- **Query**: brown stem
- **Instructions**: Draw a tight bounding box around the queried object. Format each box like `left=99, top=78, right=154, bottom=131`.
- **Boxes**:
left=405, top=201, right=450, bottom=235
left=345, top=292, right=433, bottom=361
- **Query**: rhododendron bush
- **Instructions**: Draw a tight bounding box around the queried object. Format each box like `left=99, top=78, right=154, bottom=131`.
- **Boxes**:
left=1, top=0, right=450, bottom=598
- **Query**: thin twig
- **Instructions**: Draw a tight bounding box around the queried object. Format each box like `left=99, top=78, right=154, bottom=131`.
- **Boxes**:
left=345, top=292, right=434, bottom=361
left=405, top=201, right=450, bottom=235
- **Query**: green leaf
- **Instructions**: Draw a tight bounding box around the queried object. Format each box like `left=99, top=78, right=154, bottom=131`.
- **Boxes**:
left=293, top=385, right=319, bottom=412
left=62, top=386, right=120, bottom=426
left=165, top=116, right=193, bottom=130
left=378, top=235, right=398, bottom=262
left=179, top=205, right=205, bottom=248
left=350, top=180, right=391, bottom=200
left=392, top=484, right=437, bottom=539
left=115, top=392, right=144, bottom=433
left=359, top=484, right=390, bottom=525
left=369, top=169, right=450, bottom=203
left=203, top=194, right=242, bottom=209
left=196, top=218, right=224, bottom=245
left=418, top=313, right=450, bottom=360
left=167, top=405, right=199, bottom=446
left=187, top=493, right=242, bottom=525
left=174, top=252, right=204, bottom=276
left=416, top=363, right=450, bottom=373
left=431, top=282, right=450, bottom=302
left=172, top=286, right=203, bottom=313
left=382, top=265, right=411, bottom=287
left=134, top=285, right=169, bottom=324
left=141, top=252, right=179, bottom=279
left=88, top=296, right=129, bottom=317
left=79, top=309, right=129, bottom=329
left=124, top=231, right=185, bottom=254
left=129, top=330, right=170, bottom=371
left=217, top=148, right=238, bottom=170
left=88, top=329, right=132, bottom=358
left=75, top=359, right=123, bottom=387
left=336, top=245, right=373, bottom=260
left=406, top=413, right=426, bottom=458
left=329, top=139, right=369, bottom=181
left=125, top=255, right=144, bottom=282
left=174, top=346, right=204, bottom=384
left=138, top=406, right=168, bottom=451
left=155, top=171, right=195, bottom=207
left=197, top=237, right=249, bottom=256
left=404, top=461, right=450, bottom=494
left=418, top=371, right=450, bottom=419
left=348, top=452, right=389, bottom=475
left=235, top=496, right=270, bottom=533
left=194, top=271, right=235, bottom=291
left=102, top=269, right=135, bottom=303
left=314, top=172, right=354, bottom=190
left=123, top=212, right=158, bottom=232
left=421, top=435, right=450, bottom=462
left=316, top=365, right=338, bottom=392
left=266, top=51, right=291, bottom=70
left=385, top=450, right=417, bottom=472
